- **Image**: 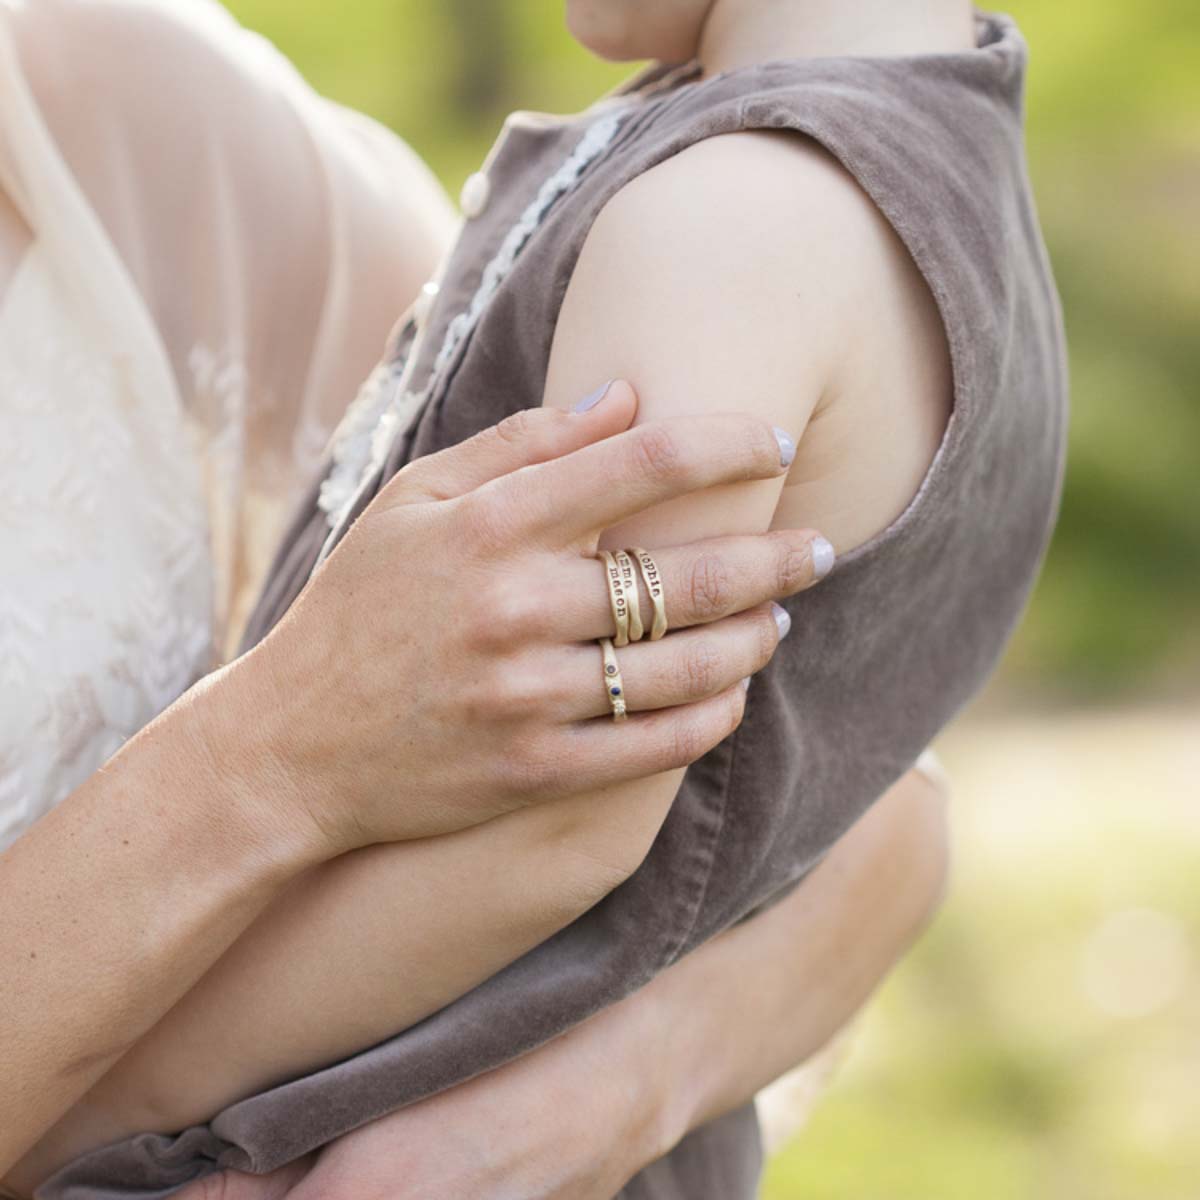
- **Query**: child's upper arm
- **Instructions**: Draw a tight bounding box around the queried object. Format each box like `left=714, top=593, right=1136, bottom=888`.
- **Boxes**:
left=541, top=130, right=884, bottom=548
left=543, top=128, right=952, bottom=560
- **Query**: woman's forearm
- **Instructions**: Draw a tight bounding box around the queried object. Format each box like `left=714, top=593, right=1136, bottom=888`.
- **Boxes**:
left=0, top=675, right=324, bottom=1171
left=10, top=766, right=688, bottom=1190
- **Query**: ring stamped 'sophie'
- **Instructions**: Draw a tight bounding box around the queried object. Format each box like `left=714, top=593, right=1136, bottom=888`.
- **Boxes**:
left=599, top=637, right=628, bottom=721
left=630, top=546, right=668, bottom=640
left=599, top=549, right=631, bottom=647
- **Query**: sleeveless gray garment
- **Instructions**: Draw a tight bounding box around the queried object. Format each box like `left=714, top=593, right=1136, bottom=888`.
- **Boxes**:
left=40, top=14, right=1067, bottom=1199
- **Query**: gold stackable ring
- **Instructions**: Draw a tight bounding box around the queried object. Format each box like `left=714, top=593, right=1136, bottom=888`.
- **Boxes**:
left=613, top=550, right=645, bottom=643
left=599, top=549, right=631, bottom=647
left=599, top=638, right=628, bottom=721
left=630, top=547, right=668, bottom=640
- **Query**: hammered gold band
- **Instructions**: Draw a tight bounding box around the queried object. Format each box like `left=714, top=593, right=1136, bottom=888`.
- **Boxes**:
left=629, top=546, right=668, bottom=640
left=599, top=638, right=628, bottom=721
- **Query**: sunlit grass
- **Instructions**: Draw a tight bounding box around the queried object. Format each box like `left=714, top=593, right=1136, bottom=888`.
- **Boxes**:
left=763, top=707, right=1200, bottom=1198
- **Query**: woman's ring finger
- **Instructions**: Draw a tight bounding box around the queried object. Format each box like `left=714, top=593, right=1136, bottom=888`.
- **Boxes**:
left=565, top=605, right=784, bottom=721
left=551, top=530, right=831, bottom=643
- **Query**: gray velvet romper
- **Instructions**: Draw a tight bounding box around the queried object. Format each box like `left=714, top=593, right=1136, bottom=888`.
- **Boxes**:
left=41, top=12, right=1067, bottom=1199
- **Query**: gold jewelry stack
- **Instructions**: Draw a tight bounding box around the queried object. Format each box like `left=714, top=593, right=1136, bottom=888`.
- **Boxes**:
left=597, top=546, right=669, bottom=721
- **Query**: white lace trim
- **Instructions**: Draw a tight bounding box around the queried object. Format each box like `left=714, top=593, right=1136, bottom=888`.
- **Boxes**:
left=316, top=111, right=625, bottom=536
left=431, top=112, right=623, bottom=377
left=317, top=359, right=403, bottom=522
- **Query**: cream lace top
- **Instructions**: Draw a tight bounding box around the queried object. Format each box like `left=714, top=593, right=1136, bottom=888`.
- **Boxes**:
left=0, top=0, right=456, bottom=850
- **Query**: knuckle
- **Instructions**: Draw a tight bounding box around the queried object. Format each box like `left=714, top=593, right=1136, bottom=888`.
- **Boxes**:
left=666, top=692, right=743, bottom=768
left=499, top=664, right=551, bottom=714
left=726, top=684, right=749, bottom=733
left=462, top=668, right=523, bottom=722
left=730, top=417, right=777, bottom=476
left=668, top=717, right=711, bottom=768
left=455, top=486, right=520, bottom=552
left=754, top=606, right=781, bottom=665
left=753, top=419, right=781, bottom=469
left=774, top=533, right=815, bottom=594
left=686, top=552, right=735, bottom=621
left=503, top=731, right=564, bottom=799
left=493, top=407, right=538, bottom=446
left=474, top=579, right=541, bottom=647
left=379, top=459, right=423, bottom=505
left=630, top=423, right=684, bottom=484
left=678, top=637, right=722, bottom=697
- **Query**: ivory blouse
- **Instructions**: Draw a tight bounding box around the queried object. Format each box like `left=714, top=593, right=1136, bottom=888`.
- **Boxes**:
left=0, top=0, right=456, bottom=850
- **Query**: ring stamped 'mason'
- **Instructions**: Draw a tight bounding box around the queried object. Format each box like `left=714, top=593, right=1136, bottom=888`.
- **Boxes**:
left=599, top=549, right=631, bottom=647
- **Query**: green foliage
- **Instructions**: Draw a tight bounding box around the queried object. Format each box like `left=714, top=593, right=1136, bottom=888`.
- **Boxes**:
left=223, top=0, right=1200, bottom=697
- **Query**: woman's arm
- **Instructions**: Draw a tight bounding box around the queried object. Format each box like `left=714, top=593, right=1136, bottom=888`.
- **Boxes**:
left=0, top=689, right=326, bottom=1172
left=4, top=396, right=825, bottom=1190
left=178, top=759, right=949, bottom=1200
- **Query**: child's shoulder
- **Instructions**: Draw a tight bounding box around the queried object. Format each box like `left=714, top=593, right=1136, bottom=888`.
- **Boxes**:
left=547, top=126, right=952, bottom=551
left=610, top=129, right=883, bottom=246
left=597, top=129, right=892, bottom=301
left=581, top=126, right=941, bottom=388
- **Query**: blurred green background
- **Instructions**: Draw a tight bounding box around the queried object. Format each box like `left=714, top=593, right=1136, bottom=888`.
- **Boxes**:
left=224, top=2, right=1199, bottom=1196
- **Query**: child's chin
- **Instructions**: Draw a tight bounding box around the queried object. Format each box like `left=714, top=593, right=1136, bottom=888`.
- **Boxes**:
left=565, top=2, right=666, bottom=63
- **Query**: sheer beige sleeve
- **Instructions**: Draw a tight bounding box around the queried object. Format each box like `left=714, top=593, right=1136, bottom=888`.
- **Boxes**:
left=6, top=0, right=458, bottom=649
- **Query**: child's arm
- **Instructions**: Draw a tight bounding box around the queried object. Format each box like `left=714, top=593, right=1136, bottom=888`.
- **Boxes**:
left=214, top=763, right=950, bottom=1200
left=7, top=129, right=949, bottom=1194
left=547, top=130, right=951, bottom=557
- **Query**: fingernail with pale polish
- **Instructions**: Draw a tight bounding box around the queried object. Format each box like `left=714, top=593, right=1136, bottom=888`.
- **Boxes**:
left=771, top=602, right=792, bottom=639
left=573, top=380, right=614, bottom=414
left=773, top=427, right=796, bottom=468
left=811, top=536, right=836, bottom=580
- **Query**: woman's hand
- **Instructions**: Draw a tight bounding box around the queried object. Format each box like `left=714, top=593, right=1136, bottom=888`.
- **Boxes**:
left=222, top=381, right=831, bottom=854
left=172, top=988, right=663, bottom=1200
left=247, top=1010, right=660, bottom=1200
